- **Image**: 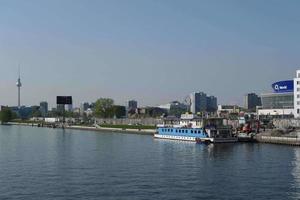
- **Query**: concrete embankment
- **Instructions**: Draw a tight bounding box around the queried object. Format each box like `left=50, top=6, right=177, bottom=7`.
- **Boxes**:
left=67, top=125, right=155, bottom=135
left=6, top=122, right=155, bottom=135
left=8, top=122, right=40, bottom=127
left=256, top=134, right=300, bottom=146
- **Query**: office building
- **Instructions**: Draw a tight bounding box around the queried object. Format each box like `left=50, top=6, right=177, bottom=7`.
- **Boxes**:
left=190, top=92, right=207, bottom=114
left=207, top=96, right=218, bottom=112
left=128, top=100, right=138, bottom=110
left=218, top=105, right=241, bottom=114
left=39, top=101, right=48, bottom=117
left=244, top=93, right=261, bottom=111
left=258, top=79, right=294, bottom=118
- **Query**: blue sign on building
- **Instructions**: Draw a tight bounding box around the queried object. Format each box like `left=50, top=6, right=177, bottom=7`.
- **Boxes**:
left=272, top=80, right=294, bottom=93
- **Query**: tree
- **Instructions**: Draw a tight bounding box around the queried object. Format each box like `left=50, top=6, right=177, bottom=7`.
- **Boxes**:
left=113, top=105, right=126, bottom=118
left=0, top=107, right=13, bottom=123
left=94, top=98, right=114, bottom=118
left=31, top=110, right=42, bottom=118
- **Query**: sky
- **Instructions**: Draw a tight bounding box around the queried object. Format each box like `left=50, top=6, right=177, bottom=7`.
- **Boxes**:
left=0, top=0, right=300, bottom=108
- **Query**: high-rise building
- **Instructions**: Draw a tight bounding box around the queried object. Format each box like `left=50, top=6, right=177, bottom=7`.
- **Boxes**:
left=207, top=96, right=218, bottom=112
left=39, top=101, right=48, bottom=117
left=128, top=100, right=138, bottom=110
left=190, top=92, right=207, bottom=114
left=244, top=93, right=262, bottom=111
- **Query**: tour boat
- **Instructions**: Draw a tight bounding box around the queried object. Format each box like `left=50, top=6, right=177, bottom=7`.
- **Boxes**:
left=154, top=114, right=238, bottom=143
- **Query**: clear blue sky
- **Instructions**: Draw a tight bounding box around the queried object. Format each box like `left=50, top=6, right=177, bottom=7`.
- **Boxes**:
left=0, top=0, right=300, bottom=108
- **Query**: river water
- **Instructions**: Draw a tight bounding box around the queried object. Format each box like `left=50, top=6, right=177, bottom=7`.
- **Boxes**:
left=0, top=125, right=300, bottom=200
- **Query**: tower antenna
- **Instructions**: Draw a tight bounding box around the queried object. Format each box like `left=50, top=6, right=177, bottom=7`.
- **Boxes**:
left=16, top=64, right=22, bottom=108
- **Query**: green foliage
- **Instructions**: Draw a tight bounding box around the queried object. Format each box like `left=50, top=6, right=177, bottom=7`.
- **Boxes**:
left=65, top=111, right=80, bottom=118
left=94, top=98, right=115, bottom=118
left=31, top=110, right=42, bottom=118
left=113, top=105, right=126, bottom=118
left=0, top=107, right=13, bottom=123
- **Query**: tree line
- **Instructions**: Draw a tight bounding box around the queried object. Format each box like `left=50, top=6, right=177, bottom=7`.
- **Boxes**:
left=0, top=98, right=126, bottom=122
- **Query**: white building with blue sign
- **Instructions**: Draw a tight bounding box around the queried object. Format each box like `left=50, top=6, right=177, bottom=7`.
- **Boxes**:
left=272, top=80, right=294, bottom=93
left=294, top=70, right=300, bottom=118
left=256, top=70, right=300, bottom=119
left=257, top=71, right=300, bottom=119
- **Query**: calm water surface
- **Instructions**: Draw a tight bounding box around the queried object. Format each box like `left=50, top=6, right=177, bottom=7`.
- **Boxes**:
left=0, top=125, right=300, bottom=200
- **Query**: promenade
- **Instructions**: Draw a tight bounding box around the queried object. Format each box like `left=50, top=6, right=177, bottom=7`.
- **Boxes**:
left=6, top=122, right=156, bottom=135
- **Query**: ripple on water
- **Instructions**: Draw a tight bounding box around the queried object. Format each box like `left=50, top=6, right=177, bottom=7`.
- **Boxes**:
left=0, top=126, right=299, bottom=200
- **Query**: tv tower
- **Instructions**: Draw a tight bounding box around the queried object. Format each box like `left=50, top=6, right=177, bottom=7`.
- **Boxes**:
left=16, top=66, right=22, bottom=108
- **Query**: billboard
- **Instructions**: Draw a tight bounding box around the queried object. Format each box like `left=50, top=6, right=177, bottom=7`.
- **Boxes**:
left=272, top=80, right=294, bottom=93
left=57, top=96, right=73, bottom=105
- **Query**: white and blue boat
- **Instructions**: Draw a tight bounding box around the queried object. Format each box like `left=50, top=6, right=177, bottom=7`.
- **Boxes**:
left=154, top=114, right=237, bottom=143
left=155, top=126, right=212, bottom=142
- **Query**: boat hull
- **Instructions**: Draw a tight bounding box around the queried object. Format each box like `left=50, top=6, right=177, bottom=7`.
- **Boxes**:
left=154, top=134, right=212, bottom=142
left=154, top=134, right=237, bottom=143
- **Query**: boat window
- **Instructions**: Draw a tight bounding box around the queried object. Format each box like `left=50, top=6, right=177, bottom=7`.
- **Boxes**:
left=191, top=130, right=193, bottom=133
left=198, top=130, right=201, bottom=134
left=185, top=130, right=188, bottom=133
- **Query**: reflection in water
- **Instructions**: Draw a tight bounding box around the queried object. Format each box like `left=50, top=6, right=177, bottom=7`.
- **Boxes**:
left=0, top=126, right=299, bottom=200
left=292, top=148, right=300, bottom=198
left=207, top=143, right=235, bottom=158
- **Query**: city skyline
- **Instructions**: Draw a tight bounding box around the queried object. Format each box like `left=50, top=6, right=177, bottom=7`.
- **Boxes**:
left=1, top=0, right=300, bottom=107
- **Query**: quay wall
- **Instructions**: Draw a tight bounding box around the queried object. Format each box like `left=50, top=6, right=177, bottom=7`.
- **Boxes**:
left=256, top=135, right=300, bottom=146
left=94, top=118, right=163, bottom=126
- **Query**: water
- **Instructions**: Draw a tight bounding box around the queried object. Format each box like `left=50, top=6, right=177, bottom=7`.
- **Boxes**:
left=0, top=125, right=300, bottom=200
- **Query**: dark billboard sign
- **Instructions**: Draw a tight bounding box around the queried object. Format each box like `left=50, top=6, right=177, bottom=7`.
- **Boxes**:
left=272, top=80, right=294, bottom=93
left=57, top=96, right=73, bottom=105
